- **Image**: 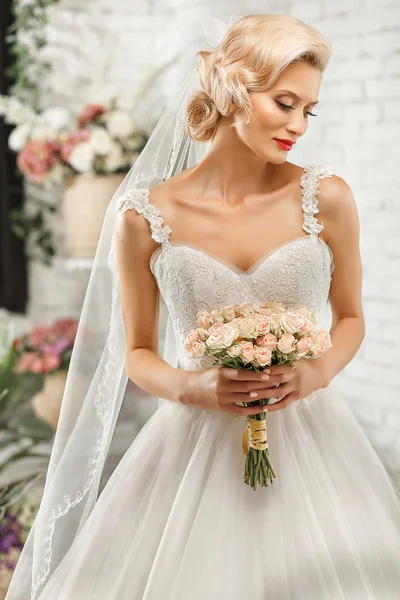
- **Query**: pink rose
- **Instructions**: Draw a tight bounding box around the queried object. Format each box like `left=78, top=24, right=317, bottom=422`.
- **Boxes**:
left=205, top=323, right=239, bottom=350
left=255, top=314, right=272, bottom=336
left=196, top=309, right=215, bottom=329
left=259, top=302, right=286, bottom=315
left=313, top=330, right=332, bottom=352
left=60, top=129, right=91, bottom=162
left=256, top=332, right=278, bottom=350
left=280, top=311, right=305, bottom=335
left=78, top=104, right=106, bottom=128
left=210, top=309, right=224, bottom=324
left=295, top=336, right=314, bottom=358
left=17, top=140, right=59, bottom=184
left=310, top=344, right=325, bottom=359
left=239, top=341, right=255, bottom=363
left=277, top=333, right=296, bottom=354
left=253, top=346, right=272, bottom=367
left=43, top=354, right=61, bottom=373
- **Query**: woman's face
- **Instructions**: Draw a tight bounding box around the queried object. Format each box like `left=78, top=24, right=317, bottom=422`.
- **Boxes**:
left=231, top=60, right=322, bottom=162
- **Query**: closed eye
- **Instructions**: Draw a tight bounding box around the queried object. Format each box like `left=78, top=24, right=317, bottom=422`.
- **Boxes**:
left=275, top=100, right=317, bottom=117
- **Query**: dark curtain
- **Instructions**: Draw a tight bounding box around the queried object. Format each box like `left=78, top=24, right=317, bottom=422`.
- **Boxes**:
left=0, top=0, right=28, bottom=313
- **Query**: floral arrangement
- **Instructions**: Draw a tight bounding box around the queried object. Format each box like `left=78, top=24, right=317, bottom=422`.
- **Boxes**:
left=0, top=94, right=148, bottom=185
left=12, top=318, right=78, bottom=375
left=0, top=485, right=43, bottom=599
left=184, top=301, right=332, bottom=491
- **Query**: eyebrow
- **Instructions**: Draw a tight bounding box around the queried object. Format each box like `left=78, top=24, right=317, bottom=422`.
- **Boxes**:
left=274, top=89, right=319, bottom=106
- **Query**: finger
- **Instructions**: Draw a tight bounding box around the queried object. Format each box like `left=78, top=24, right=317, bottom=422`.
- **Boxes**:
left=266, top=372, right=296, bottom=385
left=221, top=368, right=271, bottom=382
left=263, top=391, right=298, bottom=412
left=239, top=382, right=294, bottom=401
left=264, top=364, right=296, bottom=375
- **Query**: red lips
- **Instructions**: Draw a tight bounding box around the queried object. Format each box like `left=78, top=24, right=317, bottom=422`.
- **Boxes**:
left=274, top=138, right=295, bottom=147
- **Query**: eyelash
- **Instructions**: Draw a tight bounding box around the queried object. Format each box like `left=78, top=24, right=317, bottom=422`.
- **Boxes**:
left=275, top=100, right=317, bottom=117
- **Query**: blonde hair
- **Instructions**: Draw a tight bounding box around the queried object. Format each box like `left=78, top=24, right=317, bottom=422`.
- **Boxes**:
left=185, top=14, right=332, bottom=142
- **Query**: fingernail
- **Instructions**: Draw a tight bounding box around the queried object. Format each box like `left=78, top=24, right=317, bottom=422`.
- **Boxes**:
left=261, top=374, right=269, bottom=380
left=263, top=368, right=271, bottom=373
left=225, top=369, right=237, bottom=376
left=249, top=392, right=258, bottom=398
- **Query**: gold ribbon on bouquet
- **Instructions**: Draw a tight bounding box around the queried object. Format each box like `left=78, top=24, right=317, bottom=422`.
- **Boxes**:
left=242, top=416, right=268, bottom=455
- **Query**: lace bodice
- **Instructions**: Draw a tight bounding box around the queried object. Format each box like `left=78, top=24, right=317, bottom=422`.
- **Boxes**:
left=117, top=164, right=335, bottom=370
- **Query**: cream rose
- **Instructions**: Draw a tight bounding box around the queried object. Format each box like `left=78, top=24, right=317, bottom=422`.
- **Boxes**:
left=235, top=317, right=259, bottom=339
left=260, top=301, right=286, bottom=315
left=220, top=304, right=237, bottom=322
left=210, top=309, right=224, bottom=323
left=205, top=323, right=239, bottom=350
left=277, top=333, right=296, bottom=354
left=280, top=311, right=305, bottom=335
left=227, top=343, right=242, bottom=358
left=235, top=301, right=258, bottom=317
left=313, top=330, right=332, bottom=351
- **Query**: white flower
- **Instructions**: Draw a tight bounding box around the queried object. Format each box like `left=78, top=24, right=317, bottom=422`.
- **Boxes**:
left=41, top=106, right=72, bottom=130
left=8, top=123, right=31, bottom=152
left=121, top=132, right=143, bottom=150
left=115, top=89, right=139, bottom=112
left=68, top=142, right=94, bottom=172
left=106, top=110, right=135, bottom=138
left=89, top=127, right=112, bottom=155
left=104, top=141, right=125, bottom=172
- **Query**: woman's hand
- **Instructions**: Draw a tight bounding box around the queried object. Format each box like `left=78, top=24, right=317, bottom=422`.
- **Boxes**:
left=178, top=366, right=276, bottom=416
left=241, top=359, right=329, bottom=412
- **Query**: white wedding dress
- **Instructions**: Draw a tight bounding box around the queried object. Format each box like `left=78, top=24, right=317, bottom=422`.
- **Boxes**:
left=33, top=164, right=400, bottom=599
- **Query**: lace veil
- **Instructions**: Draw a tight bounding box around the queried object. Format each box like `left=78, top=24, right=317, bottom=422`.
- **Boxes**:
left=5, top=13, right=242, bottom=600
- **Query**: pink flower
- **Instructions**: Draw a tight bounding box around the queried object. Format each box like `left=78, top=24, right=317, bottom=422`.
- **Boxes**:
left=14, top=352, right=38, bottom=373
left=43, top=354, right=61, bottom=373
left=295, top=336, right=314, bottom=359
left=239, top=341, right=255, bottom=363
left=196, top=309, right=215, bottom=329
left=255, top=314, right=272, bottom=336
left=78, top=104, right=106, bottom=128
left=60, top=129, right=90, bottom=162
left=17, top=139, right=59, bottom=183
left=312, top=330, right=332, bottom=352
left=234, top=301, right=258, bottom=317
left=253, top=346, right=272, bottom=367
left=277, top=333, right=296, bottom=355
left=256, top=332, right=278, bottom=350
left=27, top=325, right=51, bottom=349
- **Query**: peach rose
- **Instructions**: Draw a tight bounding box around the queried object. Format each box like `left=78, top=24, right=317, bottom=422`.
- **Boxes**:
left=310, top=344, right=325, bottom=359
left=253, top=346, right=272, bottom=367
left=78, top=103, right=106, bottom=128
left=280, top=311, right=305, bottom=335
left=17, top=139, right=59, bottom=184
left=313, top=329, right=333, bottom=352
left=299, top=318, right=318, bottom=336
left=239, top=341, right=255, bottom=363
left=255, top=314, right=272, bottom=336
left=277, top=333, right=296, bottom=354
left=196, top=309, right=215, bottom=329
left=296, top=336, right=314, bottom=358
left=256, top=332, right=278, bottom=350
left=205, top=323, right=239, bottom=350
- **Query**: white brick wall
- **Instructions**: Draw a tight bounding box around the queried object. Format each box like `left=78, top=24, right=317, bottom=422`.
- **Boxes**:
left=21, top=0, right=400, bottom=467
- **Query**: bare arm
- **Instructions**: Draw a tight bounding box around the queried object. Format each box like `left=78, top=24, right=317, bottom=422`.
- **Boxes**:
left=114, top=205, right=186, bottom=403
left=318, top=174, right=365, bottom=383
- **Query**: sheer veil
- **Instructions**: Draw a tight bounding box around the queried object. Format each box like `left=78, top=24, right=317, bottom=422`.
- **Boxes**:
left=5, top=13, right=242, bottom=600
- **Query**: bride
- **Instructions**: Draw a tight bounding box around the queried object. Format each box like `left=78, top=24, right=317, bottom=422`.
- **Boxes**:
left=6, top=13, right=400, bottom=600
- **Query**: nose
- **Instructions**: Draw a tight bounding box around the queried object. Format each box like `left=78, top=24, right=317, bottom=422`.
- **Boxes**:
left=287, top=111, right=307, bottom=138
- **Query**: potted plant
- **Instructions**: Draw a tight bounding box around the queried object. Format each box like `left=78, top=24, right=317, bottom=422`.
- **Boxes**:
left=12, top=318, right=78, bottom=430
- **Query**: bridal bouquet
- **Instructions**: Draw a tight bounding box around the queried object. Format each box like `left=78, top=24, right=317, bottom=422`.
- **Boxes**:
left=184, top=301, right=332, bottom=490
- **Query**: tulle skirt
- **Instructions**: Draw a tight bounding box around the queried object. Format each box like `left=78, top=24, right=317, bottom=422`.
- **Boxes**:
left=35, top=383, right=400, bottom=600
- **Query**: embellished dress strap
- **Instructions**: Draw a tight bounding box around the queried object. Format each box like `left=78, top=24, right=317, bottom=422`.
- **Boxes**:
left=299, top=164, right=335, bottom=236
left=116, top=187, right=172, bottom=248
